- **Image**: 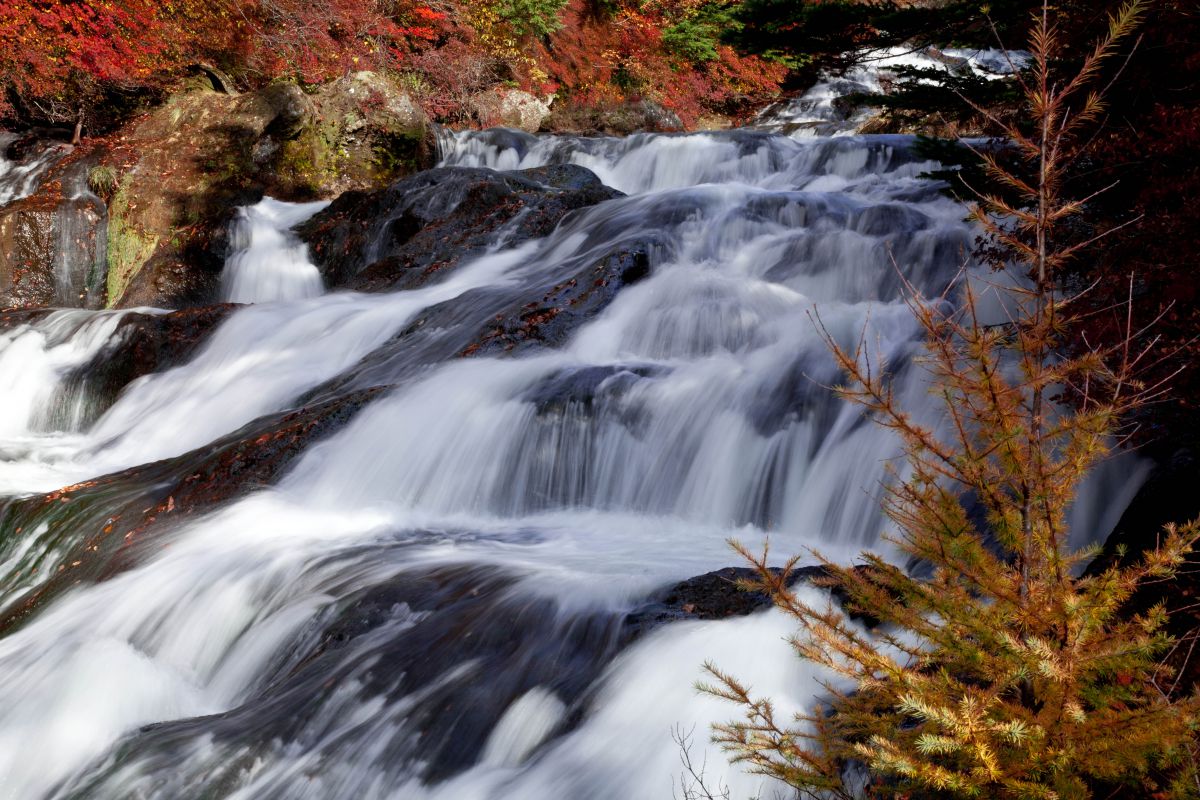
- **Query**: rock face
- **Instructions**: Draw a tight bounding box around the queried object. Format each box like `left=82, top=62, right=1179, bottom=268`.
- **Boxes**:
left=0, top=198, right=56, bottom=307
left=0, top=150, right=107, bottom=309
left=102, top=74, right=434, bottom=309
left=298, top=164, right=622, bottom=292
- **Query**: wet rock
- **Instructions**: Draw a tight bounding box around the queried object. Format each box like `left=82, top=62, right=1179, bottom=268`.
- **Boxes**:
left=301, top=236, right=657, bottom=400
left=61, top=563, right=624, bottom=793
left=297, top=164, right=622, bottom=292
left=0, top=307, right=52, bottom=329
left=625, top=566, right=829, bottom=634
left=459, top=245, right=651, bottom=357
left=0, top=152, right=114, bottom=309
left=0, top=198, right=56, bottom=307
left=522, top=364, right=663, bottom=415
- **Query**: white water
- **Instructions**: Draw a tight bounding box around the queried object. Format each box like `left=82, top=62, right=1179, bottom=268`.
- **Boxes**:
left=754, top=46, right=1032, bottom=136
left=220, top=197, right=330, bottom=304
left=0, top=127, right=1143, bottom=799
left=0, top=133, right=72, bottom=206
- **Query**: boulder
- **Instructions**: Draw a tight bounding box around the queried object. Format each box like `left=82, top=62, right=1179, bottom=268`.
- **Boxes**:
left=469, top=89, right=553, bottom=132
left=542, top=99, right=685, bottom=135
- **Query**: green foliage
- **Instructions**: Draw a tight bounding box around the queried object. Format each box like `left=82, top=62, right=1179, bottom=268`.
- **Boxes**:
left=86, top=165, right=119, bottom=201
left=491, top=0, right=569, bottom=38
left=662, top=2, right=740, bottom=64
left=705, top=3, right=1200, bottom=797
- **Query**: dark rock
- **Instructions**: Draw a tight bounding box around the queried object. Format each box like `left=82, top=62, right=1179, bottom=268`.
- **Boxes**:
left=300, top=236, right=658, bottom=400
left=297, top=164, right=622, bottom=293
left=460, top=245, right=651, bottom=357
left=625, top=566, right=829, bottom=635
left=0, top=307, right=53, bottom=329
left=522, top=364, right=663, bottom=415
left=61, top=563, right=625, bottom=792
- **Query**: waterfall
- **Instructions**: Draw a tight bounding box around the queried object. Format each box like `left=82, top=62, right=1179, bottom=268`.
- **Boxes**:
left=0, top=125, right=1142, bottom=799
left=0, top=134, right=72, bottom=206
left=220, top=197, right=330, bottom=304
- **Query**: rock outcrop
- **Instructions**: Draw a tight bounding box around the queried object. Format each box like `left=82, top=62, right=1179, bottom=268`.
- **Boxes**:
left=0, top=72, right=434, bottom=311
left=298, top=163, right=622, bottom=292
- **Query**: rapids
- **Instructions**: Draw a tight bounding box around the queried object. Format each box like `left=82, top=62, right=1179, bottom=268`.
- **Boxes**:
left=0, top=118, right=1143, bottom=799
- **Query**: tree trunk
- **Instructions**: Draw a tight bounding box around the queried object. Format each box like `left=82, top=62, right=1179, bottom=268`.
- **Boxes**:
left=71, top=111, right=83, bottom=146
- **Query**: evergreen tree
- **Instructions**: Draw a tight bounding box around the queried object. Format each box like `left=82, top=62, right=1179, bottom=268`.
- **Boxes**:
left=704, top=3, right=1200, bottom=797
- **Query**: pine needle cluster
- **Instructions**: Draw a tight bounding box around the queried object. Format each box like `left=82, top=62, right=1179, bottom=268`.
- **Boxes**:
left=703, top=3, right=1200, bottom=798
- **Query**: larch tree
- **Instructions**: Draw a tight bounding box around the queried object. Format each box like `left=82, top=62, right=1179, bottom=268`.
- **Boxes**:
left=703, top=2, right=1200, bottom=798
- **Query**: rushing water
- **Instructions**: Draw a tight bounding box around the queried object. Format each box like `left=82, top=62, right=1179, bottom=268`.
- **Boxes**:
left=0, top=133, right=73, bottom=207
left=221, top=197, right=330, bottom=304
left=0, top=119, right=1143, bottom=799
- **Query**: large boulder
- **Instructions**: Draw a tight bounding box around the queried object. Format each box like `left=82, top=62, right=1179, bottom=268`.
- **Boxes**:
left=82, top=72, right=433, bottom=310
left=272, top=71, right=433, bottom=199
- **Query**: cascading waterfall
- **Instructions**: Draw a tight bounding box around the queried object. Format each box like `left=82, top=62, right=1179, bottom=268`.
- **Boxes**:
left=0, top=133, right=73, bottom=206
left=220, top=197, right=331, bottom=304
left=0, top=121, right=1145, bottom=800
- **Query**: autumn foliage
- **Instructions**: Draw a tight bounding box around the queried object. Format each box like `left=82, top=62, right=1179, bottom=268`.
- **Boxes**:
left=0, top=0, right=786, bottom=132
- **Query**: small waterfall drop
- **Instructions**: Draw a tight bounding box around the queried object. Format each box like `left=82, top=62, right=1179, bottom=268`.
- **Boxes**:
left=0, top=134, right=72, bottom=206
left=220, top=197, right=330, bottom=304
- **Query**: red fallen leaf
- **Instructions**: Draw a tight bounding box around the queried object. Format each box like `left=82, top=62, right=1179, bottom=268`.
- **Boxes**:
left=166, top=496, right=175, bottom=512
